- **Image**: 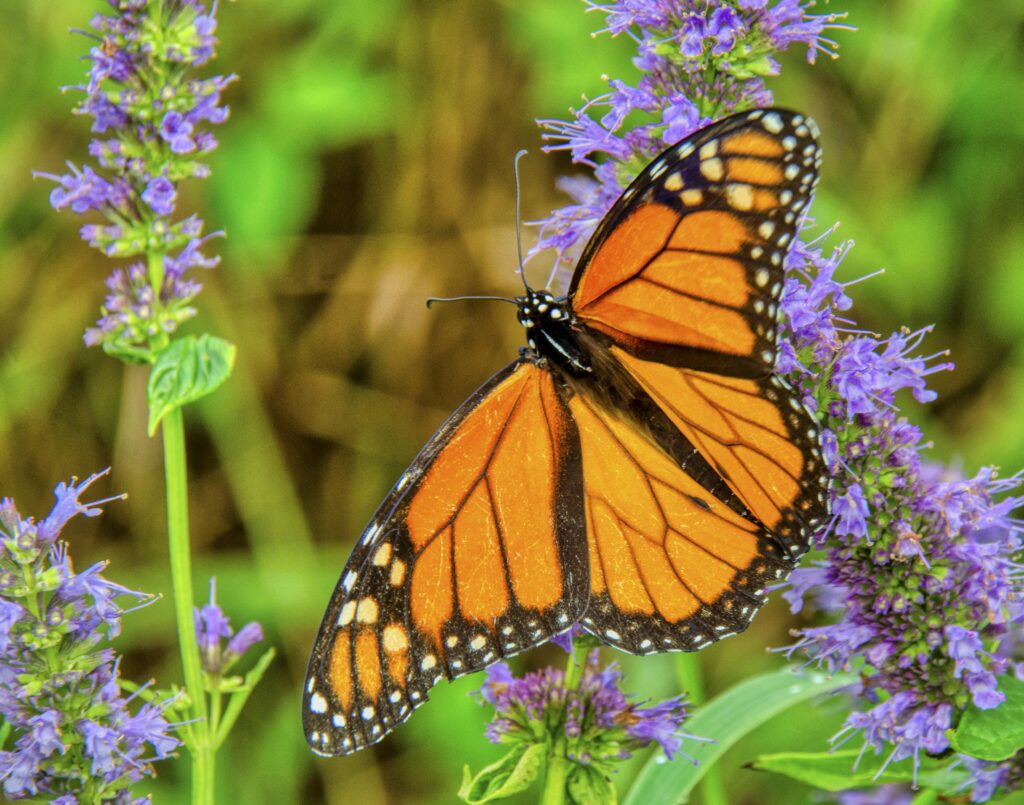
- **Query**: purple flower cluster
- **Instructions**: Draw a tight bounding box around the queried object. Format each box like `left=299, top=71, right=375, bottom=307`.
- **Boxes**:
left=531, top=0, right=850, bottom=284
left=0, top=471, right=180, bottom=801
left=37, top=0, right=233, bottom=357
left=778, top=241, right=1024, bottom=796
left=194, top=579, right=264, bottom=677
left=530, top=1, right=1024, bottom=800
left=480, top=650, right=692, bottom=765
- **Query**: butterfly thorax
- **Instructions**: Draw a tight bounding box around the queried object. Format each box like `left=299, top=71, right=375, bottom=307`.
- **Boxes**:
left=516, top=290, right=593, bottom=376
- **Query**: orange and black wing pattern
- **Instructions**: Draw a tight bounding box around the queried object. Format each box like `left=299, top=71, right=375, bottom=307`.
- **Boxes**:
left=569, top=385, right=794, bottom=654
left=305, top=108, right=833, bottom=756
left=569, top=109, right=821, bottom=378
left=303, top=360, right=588, bottom=756
left=563, top=109, right=829, bottom=653
left=567, top=349, right=828, bottom=654
left=612, top=348, right=829, bottom=558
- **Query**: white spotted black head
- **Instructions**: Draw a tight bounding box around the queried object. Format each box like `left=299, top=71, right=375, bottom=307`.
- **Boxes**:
left=516, top=290, right=591, bottom=375
left=515, top=290, right=566, bottom=330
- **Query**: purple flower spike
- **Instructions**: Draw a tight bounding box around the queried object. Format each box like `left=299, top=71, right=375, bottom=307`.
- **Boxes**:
left=475, top=650, right=694, bottom=776
left=775, top=175, right=1024, bottom=804
left=38, top=0, right=232, bottom=356
left=0, top=473, right=178, bottom=800
left=530, top=0, right=851, bottom=288
left=194, top=577, right=264, bottom=675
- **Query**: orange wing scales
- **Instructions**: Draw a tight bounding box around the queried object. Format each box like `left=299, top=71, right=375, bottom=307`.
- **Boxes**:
left=304, top=361, right=588, bottom=756
left=306, top=109, right=832, bottom=757
left=569, top=108, right=822, bottom=379
left=569, top=393, right=792, bottom=655
left=613, top=347, right=829, bottom=552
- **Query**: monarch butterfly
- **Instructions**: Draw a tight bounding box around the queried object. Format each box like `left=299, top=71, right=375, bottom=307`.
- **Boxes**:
left=304, top=108, right=830, bottom=756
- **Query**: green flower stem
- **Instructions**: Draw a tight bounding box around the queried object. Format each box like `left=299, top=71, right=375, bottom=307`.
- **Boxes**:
left=675, top=653, right=727, bottom=805
left=147, top=247, right=166, bottom=301
left=908, top=790, right=939, bottom=805
left=539, top=645, right=586, bottom=805
left=162, top=406, right=214, bottom=805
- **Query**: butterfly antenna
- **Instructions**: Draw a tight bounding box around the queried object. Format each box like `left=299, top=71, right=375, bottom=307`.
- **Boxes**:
left=426, top=295, right=516, bottom=309
left=513, top=149, right=531, bottom=293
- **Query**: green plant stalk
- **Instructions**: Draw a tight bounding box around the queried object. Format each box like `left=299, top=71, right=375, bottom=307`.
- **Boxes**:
left=538, top=646, right=586, bottom=805
left=675, top=653, right=727, bottom=805
left=162, top=406, right=214, bottom=805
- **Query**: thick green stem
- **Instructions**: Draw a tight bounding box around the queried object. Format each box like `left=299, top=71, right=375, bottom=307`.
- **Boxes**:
left=540, top=737, right=570, bottom=805
left=539, top=644, right=586, bottom=805
left=675, top=653, right=727, bottom=805
left=162, top=407, right=214, bottom=805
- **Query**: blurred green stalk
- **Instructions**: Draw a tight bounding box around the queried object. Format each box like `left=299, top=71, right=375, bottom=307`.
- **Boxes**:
left=163, top=406, right=214, bottom=805
left=676, top=653, right=727, bottom=805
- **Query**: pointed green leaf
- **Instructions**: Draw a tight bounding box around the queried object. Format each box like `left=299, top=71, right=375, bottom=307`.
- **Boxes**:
left=568, top=765, right=617, bottom=805
left=147, top=335, right=236, bottom=435
left=949, top=675, right=1024, bottom=761
left=748, top=749, right=964, bottom=792
left=216, top=647, right=278, bottom=748
left=459, top=743, right=547, bottom=803
left=623, top=667, right=857, bottom=805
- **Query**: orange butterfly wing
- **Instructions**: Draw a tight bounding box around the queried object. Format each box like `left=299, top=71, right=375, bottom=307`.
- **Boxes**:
left=303, top=360, right=587, bottom=756
left=305, top=108, right=832, bottom=755
left=570, top=109, right=820, bottom=378
left=568, top=388, right=793, bottom=653
left=564, top=109, right=829, bottom=652
left=613, top=348, right=829, bottom=555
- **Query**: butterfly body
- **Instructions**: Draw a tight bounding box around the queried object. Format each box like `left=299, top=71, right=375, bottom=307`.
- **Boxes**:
left=305, top=108, right=830, bottom=757
left=517, top=290, right=594, bottom=377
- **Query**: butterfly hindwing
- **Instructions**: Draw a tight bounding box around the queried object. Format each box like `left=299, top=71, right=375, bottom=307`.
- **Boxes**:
left=561, top=369, right=789, bottom=655
left=303, top=360, right=588, bottom=756
left=569, top=109, right=821, bottom=378
left=611, top=348, right=830, bottom=558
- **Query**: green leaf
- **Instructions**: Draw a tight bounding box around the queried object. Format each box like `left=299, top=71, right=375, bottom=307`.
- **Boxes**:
left=623, top=667, right=857, bottom=805
left=459, top=743, right=546, bottom=804
left=748, top=749, right=964, bottom=792
left=147, top=335, right=236, bottom=435
left=949, top=675, right=1024, bottom=761
left=216, top=647, right=278, bottom=749
left=568, top=765, right=617, bottom=805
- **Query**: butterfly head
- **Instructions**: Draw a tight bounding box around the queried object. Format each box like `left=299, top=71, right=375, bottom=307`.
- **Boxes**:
left=515, top=290, right=566, bottom=330
left=516, top=290, right=592, bottom=375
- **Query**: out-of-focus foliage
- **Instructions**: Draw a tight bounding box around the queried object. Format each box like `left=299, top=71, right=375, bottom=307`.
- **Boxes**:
left=2, top=1, right=1022, bottom=802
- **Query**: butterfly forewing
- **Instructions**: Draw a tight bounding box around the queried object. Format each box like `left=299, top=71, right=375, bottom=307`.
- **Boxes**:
left=569, top=109, right=821, bottom=378
left=304, top=360, right=588, bottom=756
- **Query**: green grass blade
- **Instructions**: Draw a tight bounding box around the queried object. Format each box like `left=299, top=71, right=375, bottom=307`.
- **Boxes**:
left=623, top=666, right=857, bottom=805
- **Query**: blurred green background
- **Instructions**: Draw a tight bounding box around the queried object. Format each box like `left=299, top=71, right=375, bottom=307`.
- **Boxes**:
left=2, top=0, right=1023, bottom=802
